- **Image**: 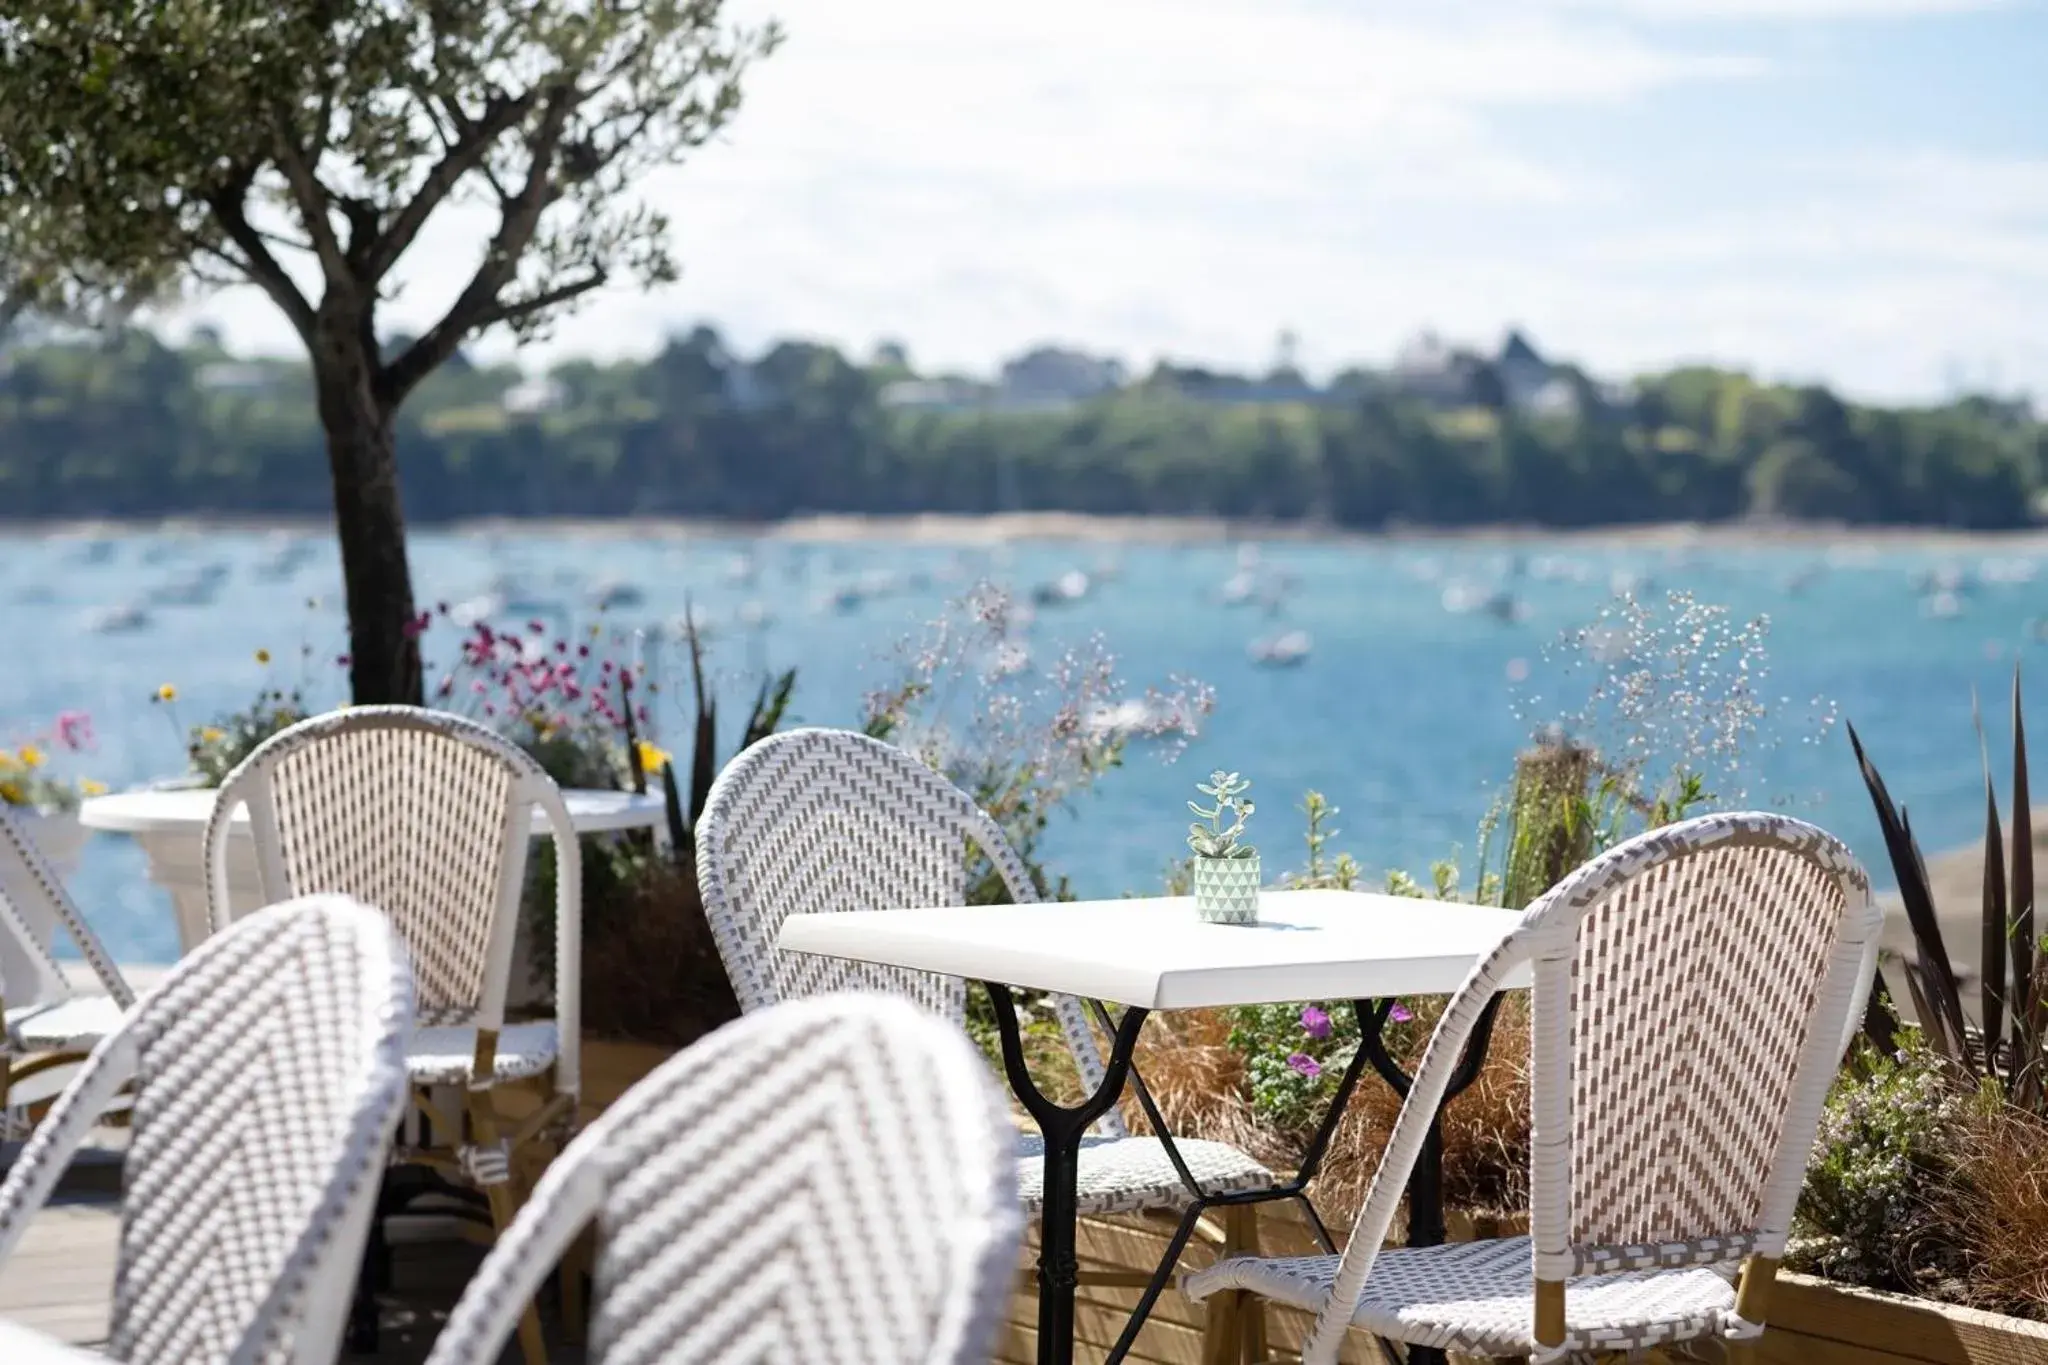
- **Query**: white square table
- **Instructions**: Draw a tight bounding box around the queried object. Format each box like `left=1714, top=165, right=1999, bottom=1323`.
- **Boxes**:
left=0, top=1321, right=104, bottom=1365
left=779, top=888, right=1531, bottom=1365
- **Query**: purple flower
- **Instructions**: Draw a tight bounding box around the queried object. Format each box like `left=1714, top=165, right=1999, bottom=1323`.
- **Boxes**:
left=1286, top=1052, right=1322, bottom=1080
left=1300, top=1005, right=1332, bottom=1040
left=1389, top=1002, right=1415, bottom=1024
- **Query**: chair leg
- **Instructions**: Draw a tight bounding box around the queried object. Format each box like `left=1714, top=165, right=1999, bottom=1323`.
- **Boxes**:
left=559, top=1224, right=590, bottom=1342
left=1199, top=1290, right=1240, bottom=1365
left=344, top=1192, right=389, bottom=1355
left=1723, top=1252, right=1779, bottom=1365
left=1228, top=1205, right=1267, bottom=1365
left=467, top=1087, right=547, bottom=1365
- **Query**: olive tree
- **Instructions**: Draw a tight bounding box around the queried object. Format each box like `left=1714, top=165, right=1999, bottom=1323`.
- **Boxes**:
left=0, top=2, right=779, bottom=702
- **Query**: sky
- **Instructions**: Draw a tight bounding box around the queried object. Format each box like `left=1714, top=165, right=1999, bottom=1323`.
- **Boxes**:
left=167, top=0, right=2048, bottom=403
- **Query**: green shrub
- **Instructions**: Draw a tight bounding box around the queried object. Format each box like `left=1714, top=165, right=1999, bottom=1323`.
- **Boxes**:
left=1792, top=1035, right=1973, bottom=1291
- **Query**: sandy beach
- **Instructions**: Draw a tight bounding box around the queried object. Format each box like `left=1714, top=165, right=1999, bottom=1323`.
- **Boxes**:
left=10, top=511, right=2048, bottom=551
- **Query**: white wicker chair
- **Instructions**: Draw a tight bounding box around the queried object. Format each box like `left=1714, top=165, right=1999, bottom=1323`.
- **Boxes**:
left=205, top=704, right=582, bottom=1364
left=1184, top=811, right=1883, bottom=1365
left=0, top=893, right=413, bottom=1365
left=423, top=993, right=1023, bottom=1365
left=695, top=729, right=1279, bottom=1341
left=0, top=806, right=137, bottom=1123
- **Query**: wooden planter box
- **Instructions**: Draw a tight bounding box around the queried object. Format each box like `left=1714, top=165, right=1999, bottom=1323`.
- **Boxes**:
left=1761, top=1274, right=2048, bottom=1365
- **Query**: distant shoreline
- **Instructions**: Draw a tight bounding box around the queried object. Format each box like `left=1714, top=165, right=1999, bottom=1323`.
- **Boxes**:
left=6, top=511, right=2048, bottom=551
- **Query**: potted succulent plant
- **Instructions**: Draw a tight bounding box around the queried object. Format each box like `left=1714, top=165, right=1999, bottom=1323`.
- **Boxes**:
left=1188, top=769, right=1260, bottom=924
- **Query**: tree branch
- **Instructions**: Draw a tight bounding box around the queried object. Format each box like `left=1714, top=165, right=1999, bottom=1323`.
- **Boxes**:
left=270, top=115, right=350, bottom=283
left=377, top=84, right=577, bottom=408
left=334, top=195, right=381, bottom=271
left=473, top=270, right=607, bottom=331
left=362, top=87, right=539, bottom=285
left=204, top=179, right=318, bottom=346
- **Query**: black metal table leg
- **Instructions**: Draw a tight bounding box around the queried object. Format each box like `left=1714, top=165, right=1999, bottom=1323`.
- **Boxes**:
left=1357, top=994, right=1506, bottom=1365
left=984, top=983, right=1149, bottom=1365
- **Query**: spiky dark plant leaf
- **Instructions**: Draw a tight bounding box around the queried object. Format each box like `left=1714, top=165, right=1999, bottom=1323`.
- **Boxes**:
left=744, top=668, right=797, bottom=748
left=2012, top=667, right=2040, bottom=1103
left=661, top=759, right=689, bottom=858
left=1848, top=720, right=1972, bottom=1062
left=1976, top=690, right=2009, bottom=1077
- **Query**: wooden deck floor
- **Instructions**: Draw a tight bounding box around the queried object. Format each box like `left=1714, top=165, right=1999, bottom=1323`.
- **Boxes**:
left=0, top=1153, right=585, bottom=1364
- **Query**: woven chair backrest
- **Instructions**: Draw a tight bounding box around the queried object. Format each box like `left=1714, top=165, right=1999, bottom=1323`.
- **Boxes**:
left=0, top=894, right=412, bottom=1364
left=695, top=727, right=1121, bottom=1129
left=1534, top=814, right=1874, bottom=1274
left=424, top=993, right=1021, bottom=1365
left=206, top=706, right=577, bottom=1032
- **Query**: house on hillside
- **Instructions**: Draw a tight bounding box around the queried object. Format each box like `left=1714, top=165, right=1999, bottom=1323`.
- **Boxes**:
left=878, top=376, right=992, bottom=413
left=195, top=361, right=286, bottom=395
left=1142, top=362, right=1329, bottom=406
left=1389, top=332, right=1484, bottom=408
left=500, top=374, right=566, bottom=415
left=1496, top=329, right=1580, bottom=418
left=994, top=346, right=1126, bottom=410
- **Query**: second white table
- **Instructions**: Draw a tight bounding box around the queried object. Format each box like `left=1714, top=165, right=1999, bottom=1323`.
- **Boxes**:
left=81, top=785, right=667, bottom=955
left=780, top=887, right=1529, bottom=1365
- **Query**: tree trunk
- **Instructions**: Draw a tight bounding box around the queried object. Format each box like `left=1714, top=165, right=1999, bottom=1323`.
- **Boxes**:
left=313, top=322, right=423, bottom=706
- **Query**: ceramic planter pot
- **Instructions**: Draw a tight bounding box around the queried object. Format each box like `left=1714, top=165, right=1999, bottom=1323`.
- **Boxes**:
left=12, top=806, right=87, bottom=878
left=1193, top=853, right=1260, bottom=925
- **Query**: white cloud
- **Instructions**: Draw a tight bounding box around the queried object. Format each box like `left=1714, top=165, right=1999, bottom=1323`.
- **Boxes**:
left=164, top=0, right=2041, bottom=403
left=1495, top=0, right=2009, bottom=18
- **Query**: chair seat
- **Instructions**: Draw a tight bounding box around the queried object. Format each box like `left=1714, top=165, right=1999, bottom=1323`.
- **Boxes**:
left=5, top=992, right=127, bottom=1052
left=1014, top=1133, right=1279, bottom=1216
left=405, top=1021, right=560, bottom=1085
left=1183, top=1235, right=1740, bottom=1358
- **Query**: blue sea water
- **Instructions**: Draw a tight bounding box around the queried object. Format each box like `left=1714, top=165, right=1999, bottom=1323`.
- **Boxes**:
left=0, top=524, right=2038, bottom=964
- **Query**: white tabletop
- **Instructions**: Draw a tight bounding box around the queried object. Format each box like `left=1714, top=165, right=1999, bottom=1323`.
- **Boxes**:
left=80, top=785, right=666, bottom=836
left=777, top=889, right=1529, bottom=1010
left=0, top=1321, right=105, bottom=1365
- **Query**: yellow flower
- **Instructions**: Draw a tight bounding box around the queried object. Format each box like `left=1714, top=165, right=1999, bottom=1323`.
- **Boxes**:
left=255, top=648, right=272, bottom=665
left=80, top=779, right=107, bottom=796
left=199, top=727, right=226, bottom=744
left=18, top=744, right=44, bottom=769
left=635, top=740, right=672, bottom=774
left=157, top=684, right=177, bottom=702
left=0, top=781, right=21, bottom=806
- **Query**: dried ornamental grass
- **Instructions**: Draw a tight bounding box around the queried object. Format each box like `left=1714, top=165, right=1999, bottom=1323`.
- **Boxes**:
left=1949, top=1103, right=2048, bottom=1319
left=1117, top=995, right=1533, bottom=1230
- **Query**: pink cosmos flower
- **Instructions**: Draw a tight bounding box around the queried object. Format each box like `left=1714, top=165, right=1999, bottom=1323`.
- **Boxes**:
left=54, top=710, right=93, bottom=751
